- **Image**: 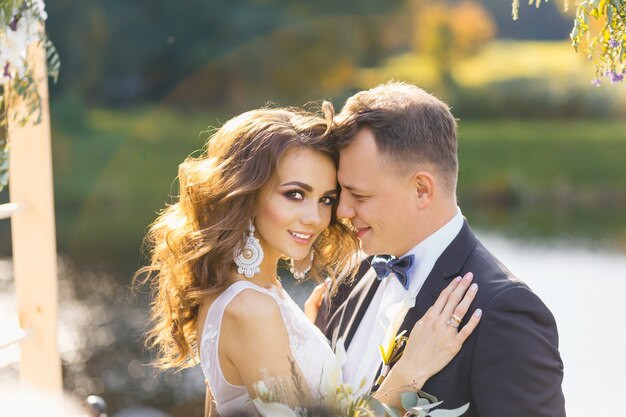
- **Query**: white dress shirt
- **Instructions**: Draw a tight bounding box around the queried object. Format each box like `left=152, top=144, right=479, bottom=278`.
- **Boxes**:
left=342, top=209, right=464, bottom=393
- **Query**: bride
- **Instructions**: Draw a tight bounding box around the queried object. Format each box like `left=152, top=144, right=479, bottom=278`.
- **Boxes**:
left=137, top=104, right=481, bottom=416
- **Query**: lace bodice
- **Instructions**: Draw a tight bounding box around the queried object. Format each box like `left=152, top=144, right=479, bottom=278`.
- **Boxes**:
left=200, top=281, right=336, bottom=416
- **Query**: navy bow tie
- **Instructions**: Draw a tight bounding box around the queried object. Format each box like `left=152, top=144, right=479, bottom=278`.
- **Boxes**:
left=370, top=254, right=415, bottom=290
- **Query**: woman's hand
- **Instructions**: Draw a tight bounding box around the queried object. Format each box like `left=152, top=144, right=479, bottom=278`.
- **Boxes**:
left=304, top=278, right=330, bottom=323
left=375, top=272, right=481, bottom=406
left=396, top=272, right=481, bottom=385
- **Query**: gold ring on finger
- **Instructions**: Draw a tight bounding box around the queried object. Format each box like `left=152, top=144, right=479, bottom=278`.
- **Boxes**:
left=451, top=314, right=462, bottom=325
left=447, top=319, right=460, bottom=329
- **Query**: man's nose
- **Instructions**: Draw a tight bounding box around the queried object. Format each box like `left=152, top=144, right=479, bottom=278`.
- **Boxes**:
left=337, top=193, right=355, bottom=219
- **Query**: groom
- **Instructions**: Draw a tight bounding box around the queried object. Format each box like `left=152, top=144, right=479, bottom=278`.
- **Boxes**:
left=316, top=82, right=566, bottom=417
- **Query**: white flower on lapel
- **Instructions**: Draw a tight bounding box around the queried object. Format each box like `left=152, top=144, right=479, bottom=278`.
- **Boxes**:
left=379, top=296, right=415, bottom=366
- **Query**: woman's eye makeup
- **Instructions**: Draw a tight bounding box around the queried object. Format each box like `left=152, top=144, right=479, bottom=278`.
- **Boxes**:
left=282, top=188, right=337, bottom=205
left=284, top=189, right=305, bottom=200
left=320, top=195, right=337, bottom=206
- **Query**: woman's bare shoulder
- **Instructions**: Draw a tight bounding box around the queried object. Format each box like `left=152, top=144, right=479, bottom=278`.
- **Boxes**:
left=223, top=288, right=281, bottom=326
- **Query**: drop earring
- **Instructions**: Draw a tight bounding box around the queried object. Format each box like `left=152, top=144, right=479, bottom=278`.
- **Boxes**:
left=233, top=220, right=264, bottom=278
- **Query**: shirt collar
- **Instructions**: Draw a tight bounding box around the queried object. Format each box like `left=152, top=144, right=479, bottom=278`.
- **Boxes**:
left=402, top=207, right=464, bottom=295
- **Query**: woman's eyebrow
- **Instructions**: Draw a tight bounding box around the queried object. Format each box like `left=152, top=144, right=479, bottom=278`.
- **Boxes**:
left=280, top=181, right=312, bottom=192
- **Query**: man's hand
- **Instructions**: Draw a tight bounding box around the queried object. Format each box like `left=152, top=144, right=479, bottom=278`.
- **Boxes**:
left=304, top=278, right=331, bottom=323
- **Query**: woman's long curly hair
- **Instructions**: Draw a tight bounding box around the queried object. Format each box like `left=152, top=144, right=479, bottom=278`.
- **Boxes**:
left=136, top=104, right=360, bottom=370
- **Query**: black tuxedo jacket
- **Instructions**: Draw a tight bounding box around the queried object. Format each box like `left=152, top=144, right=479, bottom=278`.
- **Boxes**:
left=316, top=221, right=566, bottom=417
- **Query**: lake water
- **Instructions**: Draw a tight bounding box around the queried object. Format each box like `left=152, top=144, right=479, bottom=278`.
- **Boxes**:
left=1, top=233, right=625, bottom=416
left=475, top=234, right=626, bottom=417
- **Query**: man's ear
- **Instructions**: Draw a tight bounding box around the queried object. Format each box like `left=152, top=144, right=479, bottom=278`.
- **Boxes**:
left=410, top=171, right=436, bottom=208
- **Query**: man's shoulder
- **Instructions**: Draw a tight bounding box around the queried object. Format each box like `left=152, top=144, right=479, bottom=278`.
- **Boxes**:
left=464, top=238, right=552, bottom=313
left=466, top=239, right=524, bottom=286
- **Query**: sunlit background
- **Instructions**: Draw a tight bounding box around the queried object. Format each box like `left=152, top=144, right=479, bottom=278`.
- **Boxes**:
left=1, top=1, right=625, bottom=416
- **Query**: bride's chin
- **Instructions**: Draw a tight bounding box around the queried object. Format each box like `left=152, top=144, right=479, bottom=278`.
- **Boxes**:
left=281, top=249, right=311, bottom=262
left=285, top=253, right=308, bottom=261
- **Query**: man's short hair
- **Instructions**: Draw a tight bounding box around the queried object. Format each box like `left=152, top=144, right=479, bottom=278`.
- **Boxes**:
left=333, top=81, right=458, bottom=195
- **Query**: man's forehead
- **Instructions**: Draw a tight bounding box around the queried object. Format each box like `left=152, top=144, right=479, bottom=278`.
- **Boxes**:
left=336, top=168, right=348, bottom=187
left=336, top=167, right=349, bottom=184
left=337, top=168, right=369, bottom=193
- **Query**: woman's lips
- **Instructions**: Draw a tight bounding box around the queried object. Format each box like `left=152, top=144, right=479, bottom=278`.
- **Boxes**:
left=288, top=230, right=313, bottom=244
left=355, top=227, right=370, bottom=238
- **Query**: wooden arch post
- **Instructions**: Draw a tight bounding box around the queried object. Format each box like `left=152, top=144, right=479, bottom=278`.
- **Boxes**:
left=7, top=29, right=62, bottom=391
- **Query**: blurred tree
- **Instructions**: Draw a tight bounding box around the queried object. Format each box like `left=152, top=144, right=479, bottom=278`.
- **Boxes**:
left=42, top=0, right=574, bottom=108
left=164, top=16, right=395, bottom=111
left=45, top=0, right=404, bottom=107
left=412, top=0, right=496, bottom=90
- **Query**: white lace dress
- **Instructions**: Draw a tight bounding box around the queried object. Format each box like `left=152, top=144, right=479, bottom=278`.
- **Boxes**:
left=200, top=281, right=336, bottom=416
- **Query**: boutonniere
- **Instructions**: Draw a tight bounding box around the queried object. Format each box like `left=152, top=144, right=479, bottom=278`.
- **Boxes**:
left=374, top=296, right=415, bottom=387
left=376, top=330, right=408, bottom=386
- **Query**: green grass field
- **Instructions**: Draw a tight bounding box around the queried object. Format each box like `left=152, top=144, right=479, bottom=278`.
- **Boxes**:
left=459, top=119, right=626, bottom=188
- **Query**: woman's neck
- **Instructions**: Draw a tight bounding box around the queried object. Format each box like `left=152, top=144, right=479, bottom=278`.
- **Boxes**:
left=253, top=251, right=282, bottom=288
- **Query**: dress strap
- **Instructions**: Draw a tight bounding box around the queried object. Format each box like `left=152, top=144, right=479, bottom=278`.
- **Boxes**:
left=204, top=281, right=273, bottom=334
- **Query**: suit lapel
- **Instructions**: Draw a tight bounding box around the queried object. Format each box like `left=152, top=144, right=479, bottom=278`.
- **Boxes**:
left=398, top=220, right=478, bottom=337
left=341, top=268, right=380, bottom=349
left=324, top=257, right=379, bottom=349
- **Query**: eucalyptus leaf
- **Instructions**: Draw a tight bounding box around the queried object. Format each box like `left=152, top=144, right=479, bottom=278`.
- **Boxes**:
left=361, top=394, right=387, bottom=417
left=417, top=398, right=430, bottom=406
left=380, top=403, right=401, bottom=417
left=410, top=401, right=443, bottom=412
left=429, top=403, right=470, bottom=417
left=401, top=392, right=419, bottom=410
left=415, top=389, right=439, bottom=404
